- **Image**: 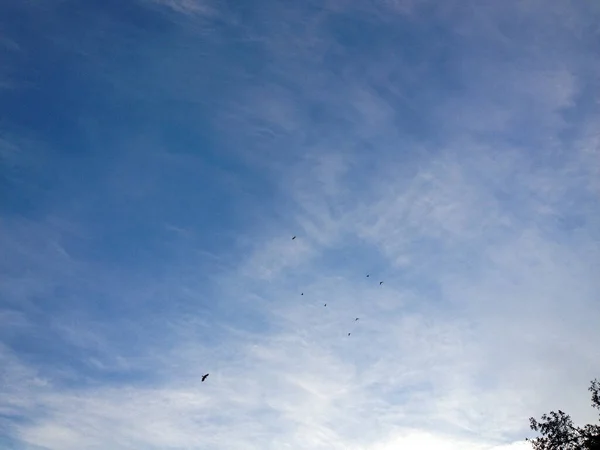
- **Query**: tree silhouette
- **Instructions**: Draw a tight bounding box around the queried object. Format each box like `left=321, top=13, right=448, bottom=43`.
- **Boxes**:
left=527, top=379, right=600, bottom=450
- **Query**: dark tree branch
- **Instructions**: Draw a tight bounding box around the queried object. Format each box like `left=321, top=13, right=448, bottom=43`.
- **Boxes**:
left=527, top=379, right=600, bottom=450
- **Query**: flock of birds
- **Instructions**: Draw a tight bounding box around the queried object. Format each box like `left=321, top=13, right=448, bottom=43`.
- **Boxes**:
left=293, top=235, right=383, bottom=337
left=200, top=234, right=384, bottom=384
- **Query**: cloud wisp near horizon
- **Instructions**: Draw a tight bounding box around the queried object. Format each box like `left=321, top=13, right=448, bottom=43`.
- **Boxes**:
left=1, top=0, right=599, bottom=449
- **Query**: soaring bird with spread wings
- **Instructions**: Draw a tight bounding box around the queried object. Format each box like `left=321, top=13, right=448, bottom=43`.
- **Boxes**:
left=201, top=373, right=209, bottom=382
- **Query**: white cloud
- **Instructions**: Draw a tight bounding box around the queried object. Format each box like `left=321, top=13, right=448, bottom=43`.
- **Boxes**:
left=369, top=430, right=531, bottom=450
left=1, top=0, right=599, bottom=449
left=149, top=0, right=216, bottom=16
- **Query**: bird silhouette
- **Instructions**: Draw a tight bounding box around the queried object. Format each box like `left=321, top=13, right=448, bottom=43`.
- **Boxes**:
left=366, top=274, right=370, bottom=277
left=324, top=303, right=327, bottom=307
left=292, top=236, right=296, bottom=240
left=355, top=318, right=359, bottom=321
left=348, top=332, right=351, bottom=336
left=301, top=293, right=303, bottom=295
left=379, top=281, right=384, bottom=285
left=201, top=373, right=209, bottom=382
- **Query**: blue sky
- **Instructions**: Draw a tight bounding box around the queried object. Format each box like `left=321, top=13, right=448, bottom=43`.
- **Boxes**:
left=1, top=0, right=599, bottom=448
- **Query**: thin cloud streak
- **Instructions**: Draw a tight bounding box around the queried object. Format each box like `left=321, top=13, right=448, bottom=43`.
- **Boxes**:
left=0, top=0, right=599, bottom=449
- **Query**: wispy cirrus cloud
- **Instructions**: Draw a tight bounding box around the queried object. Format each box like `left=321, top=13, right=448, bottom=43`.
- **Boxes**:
left=0, top=0, right=599, bottom=449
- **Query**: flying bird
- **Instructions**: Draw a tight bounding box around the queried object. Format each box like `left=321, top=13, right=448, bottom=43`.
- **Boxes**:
left=324, top=303, right=327, bottom=307
left=379, top=281, right=384, bottom=285
left=292, top=236, right=296, bottom=240
left=348, top=332, right=351, bottom=336
left=366, top=274, right=370, bottom=277
left=355, top=318, right=359, bottom=321
left=301, top=293, right=303, bottom=296
left=201, top=373, right=209, bottom=382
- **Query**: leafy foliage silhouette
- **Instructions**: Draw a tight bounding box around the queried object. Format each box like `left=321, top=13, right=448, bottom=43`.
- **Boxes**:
left=527, top=379, right=600, bottom=450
